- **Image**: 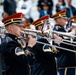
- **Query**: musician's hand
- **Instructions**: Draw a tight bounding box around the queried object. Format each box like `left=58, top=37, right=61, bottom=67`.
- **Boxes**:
left=27, top=35, right=37, bottom=47
left=54, top=34, right=62, bottom=45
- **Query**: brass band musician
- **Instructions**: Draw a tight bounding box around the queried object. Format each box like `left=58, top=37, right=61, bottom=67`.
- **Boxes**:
left=31, top=15, right=57, bottom=75
left=1, top=13, right=37, bottom=75
left=52, top=9, right=76, bottom=75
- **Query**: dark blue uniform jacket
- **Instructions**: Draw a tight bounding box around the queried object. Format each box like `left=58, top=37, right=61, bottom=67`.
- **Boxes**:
left=1, top=33, right=30, bottom=75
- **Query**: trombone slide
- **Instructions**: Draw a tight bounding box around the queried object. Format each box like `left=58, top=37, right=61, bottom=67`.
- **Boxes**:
left=53, top=31, right=76, bottom=38
left=22, top=29, right=42, bottom=33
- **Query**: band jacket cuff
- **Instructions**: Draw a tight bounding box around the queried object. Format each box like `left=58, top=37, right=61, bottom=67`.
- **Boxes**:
left=24, top=46, right=32, bottom=51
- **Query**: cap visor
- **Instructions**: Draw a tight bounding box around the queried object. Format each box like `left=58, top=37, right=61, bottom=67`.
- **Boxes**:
left=13, top=22, right=24, bottom=26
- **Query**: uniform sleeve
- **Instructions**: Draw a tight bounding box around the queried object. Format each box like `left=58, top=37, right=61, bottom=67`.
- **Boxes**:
left=31, top=38, right=55, bottom=60
left=33, top=38, right=52, bottom=53
left=5, top=41, right=32, bottom=65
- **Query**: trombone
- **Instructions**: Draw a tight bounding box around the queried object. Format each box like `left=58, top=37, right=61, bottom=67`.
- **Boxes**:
left=18, top=36, right=76, bottom=53
left=0, top=26, right=5, bottom=29
left=52, top=30, right=76, bottom=44
left=37, top=41, right=76, bottom=53
left=53, top=30, right=76, bottom=38
left=19, top=29, right=76, bottom=53
left=0, top=26, right=5, bottom=37
left=21, top=29, right=76, bottom=46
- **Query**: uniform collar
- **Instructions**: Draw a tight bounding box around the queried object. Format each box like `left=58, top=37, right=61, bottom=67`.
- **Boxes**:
left=5, top=33, right=17, bottom=40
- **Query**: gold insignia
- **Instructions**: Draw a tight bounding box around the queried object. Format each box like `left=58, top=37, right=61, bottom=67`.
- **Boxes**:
left=59, top=14, right=61, bottom=17
left=72, top=19, right=74, bottom=21
left=11, top=19, right=13, bottom=22
left=52, top=47, right=59, bottom=53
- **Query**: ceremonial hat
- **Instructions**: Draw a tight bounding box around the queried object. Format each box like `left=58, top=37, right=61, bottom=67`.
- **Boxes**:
left=70, top=16, right=76, bottom=22
left=51, top=9, right=66, bottom=19
left=2, top=12, right=24, bottom=26
left=32, top=15, right=50, bottom=27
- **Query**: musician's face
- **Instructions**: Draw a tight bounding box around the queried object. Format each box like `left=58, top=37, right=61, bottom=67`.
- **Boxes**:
left=56, top=18, right=66, bottom=26
left=37, top=25, right=42, bottom=30
left=9, top=24, right=24, bottom=37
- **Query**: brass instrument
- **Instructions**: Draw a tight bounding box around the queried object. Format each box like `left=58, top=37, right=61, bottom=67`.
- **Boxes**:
left=22, top=29, right=42, bottom=34
left=52, top=30, right=76, bottom=43
left=66, top=22, right=76, bottom=27
left=0, top=26, right=5, bottom=37
left=18, top=36, right=76, bottom=53
left=53, top=31, right=76, bottom=38
left=22, top=29, right=76, bottom=42
left=19, top=29, right=76, bottom=53
left=0, top=26, right=5, bottom=29
left=18, top=19, right=76, bottom=53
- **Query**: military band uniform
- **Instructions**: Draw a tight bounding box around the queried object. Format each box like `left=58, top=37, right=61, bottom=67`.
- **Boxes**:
left=0, top=36, right=6, bottom=75
left=1, top=33, right=33, bottom=75
left=31, top=15, right=57, bottom=75
left=54, top=24, right=76, bottom=75
left=1, top=13, right=37, bottom=75
left=31, top=38, right=57, bottom=75
left=0, top=53, right=2, bottom=75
